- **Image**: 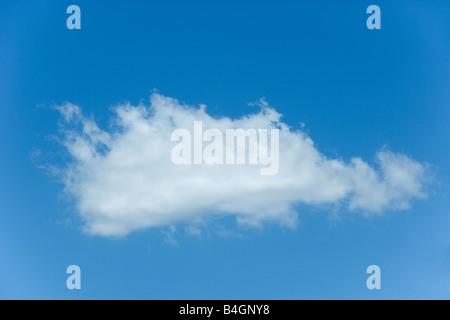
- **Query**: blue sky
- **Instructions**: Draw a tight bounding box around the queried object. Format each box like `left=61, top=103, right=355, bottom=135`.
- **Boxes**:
left=0, top=0, right=449, bottom=299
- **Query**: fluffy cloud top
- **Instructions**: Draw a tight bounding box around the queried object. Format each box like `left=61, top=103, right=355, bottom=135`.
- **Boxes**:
left=54, top=93, right=428, bottom=237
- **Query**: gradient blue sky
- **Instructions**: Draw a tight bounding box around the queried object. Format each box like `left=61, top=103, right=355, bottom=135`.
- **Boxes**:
left=0, top=0, right=449, bottom=299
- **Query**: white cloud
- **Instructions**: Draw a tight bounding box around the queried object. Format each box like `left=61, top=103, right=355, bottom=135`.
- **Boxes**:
left=163, top=226, right=179, bottom=246
left=54, top=93, right=428, bottom=237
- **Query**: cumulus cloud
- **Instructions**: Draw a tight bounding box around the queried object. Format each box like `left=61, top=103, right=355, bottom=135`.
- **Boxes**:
left=54, top=93, right=428, bottom=237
